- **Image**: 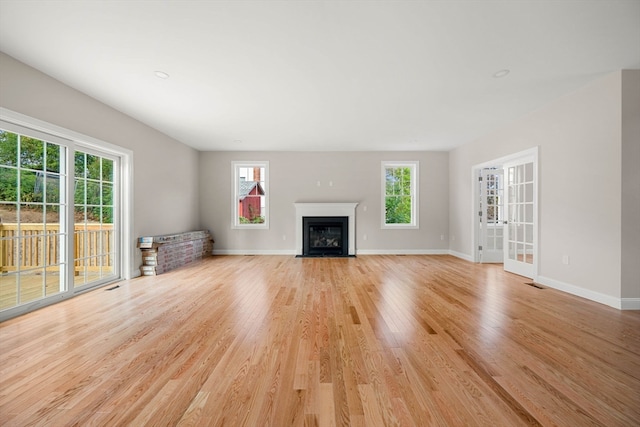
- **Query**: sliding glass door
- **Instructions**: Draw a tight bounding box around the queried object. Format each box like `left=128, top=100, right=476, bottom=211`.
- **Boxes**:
left=73, top=150, right=118, bottom=289
left=0, top=122, right=121, bottom=317
left=0, top=129, right=68, bottom=310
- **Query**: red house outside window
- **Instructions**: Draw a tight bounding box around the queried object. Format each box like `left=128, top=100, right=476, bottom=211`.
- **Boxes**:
left=233, top=163, right=267, bottom=227
left=238, top=178, right=265, bottom=222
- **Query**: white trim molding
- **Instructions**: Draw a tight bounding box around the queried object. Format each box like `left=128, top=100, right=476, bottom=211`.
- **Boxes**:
left=448, top=250, right=475, bottom=262
left=213, top=249, right=295, bottom=256
left=357, top=249, right=449, bottom=255
left=621, top=298, right=640, bottom=310
left=537, top=275, right=635, bottom=310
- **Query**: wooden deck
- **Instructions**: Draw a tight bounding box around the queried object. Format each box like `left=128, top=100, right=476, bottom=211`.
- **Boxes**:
left=0, top=255, right=638, bottom=426
left=0, top=269, right=111, bottom=310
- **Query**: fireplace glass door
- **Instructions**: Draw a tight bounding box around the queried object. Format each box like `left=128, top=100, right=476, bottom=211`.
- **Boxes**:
left=303, top=216, right=348, bottom=256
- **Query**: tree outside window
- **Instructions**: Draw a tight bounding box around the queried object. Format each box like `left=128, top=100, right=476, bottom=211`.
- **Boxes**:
left=382, top=161, right=418, bottom=228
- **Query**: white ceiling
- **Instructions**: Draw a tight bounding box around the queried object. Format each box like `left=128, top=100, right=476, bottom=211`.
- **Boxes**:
left=1, top=1, right=639, bottom=152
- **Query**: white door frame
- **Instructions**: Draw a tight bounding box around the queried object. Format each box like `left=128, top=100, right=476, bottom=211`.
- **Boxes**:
left=471, top=147, right=539, bottom=278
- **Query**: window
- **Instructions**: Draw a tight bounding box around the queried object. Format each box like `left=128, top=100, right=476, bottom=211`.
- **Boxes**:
left=381, top=161, right=418, bottom=228
left=232, top=161, right=268, bottom=228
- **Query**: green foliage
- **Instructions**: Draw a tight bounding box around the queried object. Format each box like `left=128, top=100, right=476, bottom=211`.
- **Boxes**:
left=0, top=130, right=113, bottom=223
left=1, top=131, right=19, bottom=203
left=385, top=166, right=413, bottom=224
left=239, top=215, right=265, bottom=224
left=0, top=166, right=17, bottom=202
left=385, top=195, right=412, bottom=224
left=0, top=130, right=18, bottom=166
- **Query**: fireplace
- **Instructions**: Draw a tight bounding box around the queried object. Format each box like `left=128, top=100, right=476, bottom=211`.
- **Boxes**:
left=303, top=216, right=348, bottom=257
left=294, top=203, right=358, bottom=257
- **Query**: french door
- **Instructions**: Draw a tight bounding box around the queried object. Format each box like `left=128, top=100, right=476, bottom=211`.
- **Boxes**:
left=503, top=155, right=537, bottom=278
left=478, top=168, right=505, bottom=263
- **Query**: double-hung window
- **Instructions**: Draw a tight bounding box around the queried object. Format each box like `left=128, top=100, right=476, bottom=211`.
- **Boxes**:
left=382, top=161, right=418, bottom=228
left=232, top=161, right=268, bottom=229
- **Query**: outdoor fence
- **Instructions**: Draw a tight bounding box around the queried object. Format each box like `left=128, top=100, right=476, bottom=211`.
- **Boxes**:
left=0, top=223, right=114, bottom=272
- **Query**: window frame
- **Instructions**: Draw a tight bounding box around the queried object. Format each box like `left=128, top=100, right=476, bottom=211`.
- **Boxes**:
left=231, top=161, right=269, bottom=229
left=381, top=161, right=419, bottom=229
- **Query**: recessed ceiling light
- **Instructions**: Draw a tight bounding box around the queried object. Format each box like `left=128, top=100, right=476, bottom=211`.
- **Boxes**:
left=154, top=71, right=170, bottom=79
left=493, top=69, right=510, bottom=78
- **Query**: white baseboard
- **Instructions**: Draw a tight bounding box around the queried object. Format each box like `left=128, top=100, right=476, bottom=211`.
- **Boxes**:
left=448, top=250, right=474, bottom=262
left=621, top=298, right=640, bottom=310
left=536, top=275, right=633, bottom=310
left=356, top=249, right=449, bottom=255
left=212, top=249, right=296, bottom=256
left=213, top=249, right=450, bottom=256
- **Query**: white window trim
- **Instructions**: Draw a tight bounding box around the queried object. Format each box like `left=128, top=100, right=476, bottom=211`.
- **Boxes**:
left=231, top=161, right=269, bottom=229
left=381, top=161, right=419, bottom=229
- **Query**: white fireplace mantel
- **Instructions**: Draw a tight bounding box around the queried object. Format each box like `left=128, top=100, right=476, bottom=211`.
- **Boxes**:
left=294, top=203, right=358, bottom=256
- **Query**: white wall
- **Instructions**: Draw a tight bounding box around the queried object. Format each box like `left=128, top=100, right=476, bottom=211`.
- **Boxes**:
left=0, top=53, right=201, bottom=275
left=199, top=151, right=449, bottom=254
left=450, top=71, right=633, bottom=307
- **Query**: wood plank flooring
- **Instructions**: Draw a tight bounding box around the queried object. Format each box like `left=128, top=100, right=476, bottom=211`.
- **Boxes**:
left=1, top=255, right=639, bottom=426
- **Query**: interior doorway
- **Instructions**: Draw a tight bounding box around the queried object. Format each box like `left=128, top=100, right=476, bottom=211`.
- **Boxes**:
left=472, top=147, right=538, bottom=279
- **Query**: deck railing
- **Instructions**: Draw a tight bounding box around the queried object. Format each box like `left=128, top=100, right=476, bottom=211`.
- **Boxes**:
left=0, top=223, right=114, bottom=272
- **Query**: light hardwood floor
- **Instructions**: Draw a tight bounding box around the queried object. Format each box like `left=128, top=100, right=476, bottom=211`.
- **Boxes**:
left=1, top=255, right=639, bottom=426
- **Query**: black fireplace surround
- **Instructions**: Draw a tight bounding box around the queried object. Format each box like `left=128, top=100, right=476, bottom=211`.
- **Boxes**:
left=302, top=216, right=349, bottom=257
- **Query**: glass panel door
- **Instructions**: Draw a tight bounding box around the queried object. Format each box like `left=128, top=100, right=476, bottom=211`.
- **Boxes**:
left=73, top=150, right=117, bottom=288
left=504, top=157, right=536, bottom=278
left=0, top=129, right=68, bottom=310
left=478, top=168, right=504, bottom=263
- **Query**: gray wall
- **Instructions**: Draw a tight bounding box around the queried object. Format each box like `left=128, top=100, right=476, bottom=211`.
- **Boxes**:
left=2, top=50, right=635, bottom=307
left=199, top=151, right=449, bottom=254
left=621, top=70, right=640, bottom=299
left=449, top=70, right=633, bottom=304
left=0, top=53, right=201, bottom=276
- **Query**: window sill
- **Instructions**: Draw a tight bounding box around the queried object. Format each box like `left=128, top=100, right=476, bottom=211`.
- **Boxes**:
left=381, top=224, right=419, bottom=230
